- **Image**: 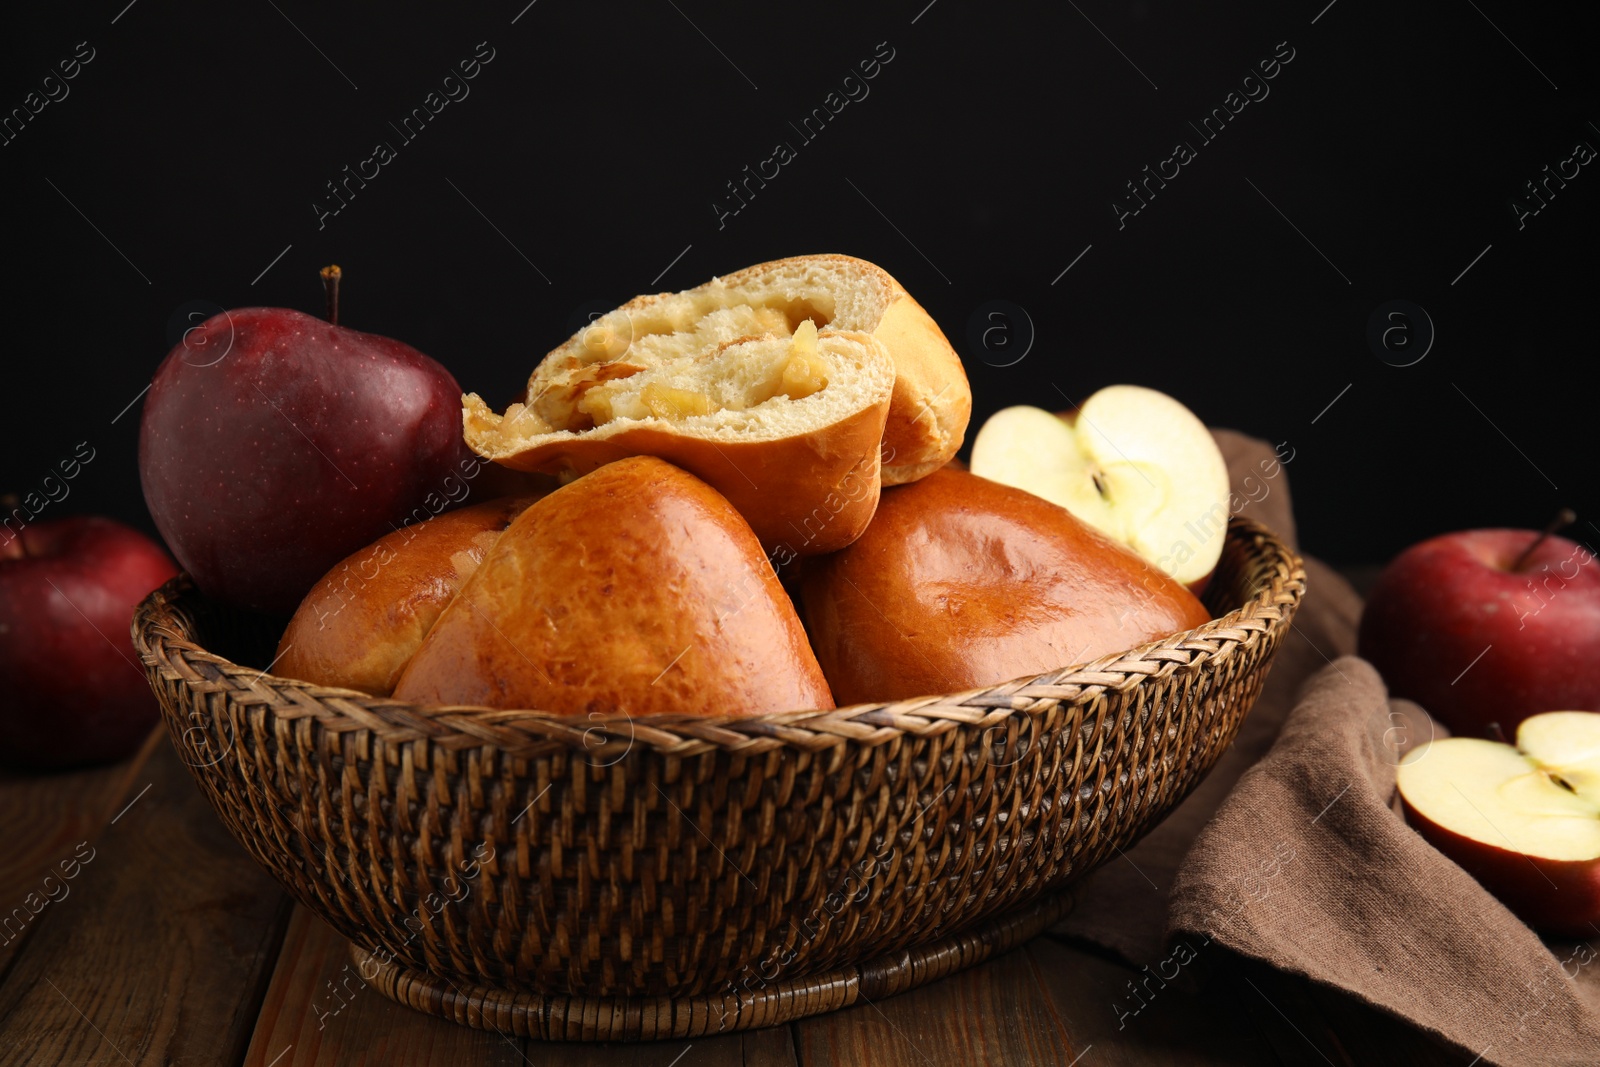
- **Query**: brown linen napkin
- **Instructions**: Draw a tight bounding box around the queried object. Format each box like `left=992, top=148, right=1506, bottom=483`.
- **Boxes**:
left=1168, top=660, right=1600, bottom=1066
left=1053, top=429, right=1363, bottom=961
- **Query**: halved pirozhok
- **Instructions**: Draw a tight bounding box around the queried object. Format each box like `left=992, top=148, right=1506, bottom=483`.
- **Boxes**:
left=464, top=321, right=894, bottom=555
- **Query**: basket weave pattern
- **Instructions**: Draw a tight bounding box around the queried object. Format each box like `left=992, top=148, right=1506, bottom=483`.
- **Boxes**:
left=133, top=518, right=1302, bottom=1021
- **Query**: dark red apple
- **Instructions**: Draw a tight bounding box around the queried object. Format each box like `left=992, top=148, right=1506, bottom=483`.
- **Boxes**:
left=1359, top=526, right=1600, bottom=739
left=0, top=517, right=179, bottom=770
left=139, top=294, right=467, bottom=615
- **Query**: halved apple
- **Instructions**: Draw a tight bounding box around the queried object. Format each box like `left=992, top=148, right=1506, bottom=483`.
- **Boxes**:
left=968, top=386, right=1230, bottom=589
left=1397, top=711, right=1600, bottom=937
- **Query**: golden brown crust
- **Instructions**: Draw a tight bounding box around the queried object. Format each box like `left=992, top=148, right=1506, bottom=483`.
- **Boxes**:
left=873, top=290, right=973, bottom=483
left=464, top=328, right=894, bottom=556
left=475, top=379, right=888, bottom=556
left=713, top=255, right=970, bottom=483
left=274, top=495, right=541, bottom=696
left=392, top=457, right=835, bottom=716
left=801, top=469, right=1213, bottom=705
left=464, top=256, right=968, bottom=545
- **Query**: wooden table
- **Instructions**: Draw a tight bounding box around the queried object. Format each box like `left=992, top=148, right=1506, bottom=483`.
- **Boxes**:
left=0, top=716, right=1485, bottom=1066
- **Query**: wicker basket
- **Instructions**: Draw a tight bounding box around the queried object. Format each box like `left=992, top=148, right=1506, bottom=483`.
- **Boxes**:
left=132, top=517, right=1303, bottom=1040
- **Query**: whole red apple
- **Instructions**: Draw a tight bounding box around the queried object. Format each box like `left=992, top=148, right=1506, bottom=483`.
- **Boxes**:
left=1359, top=527, right=1600, bottom=739
left=0, top=517, right=179, bottom=770
left=139, top=300, right=466, bottom=615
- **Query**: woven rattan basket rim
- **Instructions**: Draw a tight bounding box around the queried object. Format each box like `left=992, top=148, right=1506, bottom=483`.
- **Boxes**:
left=133, top=516, right=1303, bottom=759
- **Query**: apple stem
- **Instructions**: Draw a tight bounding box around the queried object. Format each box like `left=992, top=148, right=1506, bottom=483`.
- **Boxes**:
left=1510, top=508, right=1577, bottom=572
left=321, top=265, right=342, bottom=326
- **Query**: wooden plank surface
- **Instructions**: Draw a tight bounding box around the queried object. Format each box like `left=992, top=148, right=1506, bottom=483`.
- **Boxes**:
left=242, top=904, right=791, bottom=1067
left=793, top=941, right=1081, bottom=1066
left=511, top=1035, right=746, bottom=1066
left=0, top=740, right=293, bottom=1067
left=243, top=906, right=531, bottom=1067
left=518, top=1035, right=746, bottom=1067
left=739, top=1025, right=801, bottom=1066
left=0, top=727, right=162, bottom=981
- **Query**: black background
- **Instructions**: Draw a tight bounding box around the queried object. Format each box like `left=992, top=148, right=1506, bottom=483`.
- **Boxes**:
left=2, top=0, right=1595, bottom=567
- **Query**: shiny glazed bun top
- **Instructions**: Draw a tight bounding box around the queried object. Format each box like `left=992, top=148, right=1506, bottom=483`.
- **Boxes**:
left=801, top=468, right=1212, bottom=705
left=394, top=456, right=835, bottom=716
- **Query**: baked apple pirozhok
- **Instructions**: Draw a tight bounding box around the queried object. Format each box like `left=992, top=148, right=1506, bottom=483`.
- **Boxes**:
left=801, top=468, right=1213, bottom=705
left=461, top=254, right=971, bottom=554
left=273, top=494, right=541, bottom=697
left=464, top=321, right=894, bottom=554
left=392, top=457, right=835, bottom=717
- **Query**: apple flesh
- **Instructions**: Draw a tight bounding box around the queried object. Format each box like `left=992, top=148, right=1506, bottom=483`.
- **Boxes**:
left=1359, top=529, right=1600, bottom=740
left=139, top=307, right=467, bottom=616
left=0, top=517, right=179, bottom=770
left=968, top=386, right=1230, bottom=590
left=1398, top=711, right=1600, bottom=937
